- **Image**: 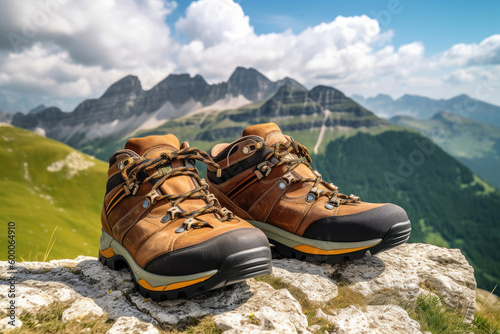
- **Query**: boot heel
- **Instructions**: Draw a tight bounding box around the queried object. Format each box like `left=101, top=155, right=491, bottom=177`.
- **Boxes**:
left=98, top=249, right=128, bottom=271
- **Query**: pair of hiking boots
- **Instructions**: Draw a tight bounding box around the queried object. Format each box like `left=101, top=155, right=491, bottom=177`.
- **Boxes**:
left=99, top=122, right=411, bottom=301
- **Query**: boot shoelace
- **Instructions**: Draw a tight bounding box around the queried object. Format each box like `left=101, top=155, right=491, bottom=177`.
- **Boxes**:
left=120, top=147, right=234, bottom=232
left=263, top=140, right=361, bottom=207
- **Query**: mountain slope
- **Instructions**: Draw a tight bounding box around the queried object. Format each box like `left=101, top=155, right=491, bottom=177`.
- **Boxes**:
left=312, top=130, right=500, bottom=291
left=88, top=84, right=389, bottom=160
left=390, top=111, right=500, bottom=188
left=0, top=124, right=107, bottom=260
left=354, top=93, right=500, bottom=126
left=10, top=67, right=306, bottom=150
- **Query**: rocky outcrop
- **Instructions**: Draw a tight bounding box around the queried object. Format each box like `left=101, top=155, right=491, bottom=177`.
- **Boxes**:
left=0, top=243, right=476, bottom=333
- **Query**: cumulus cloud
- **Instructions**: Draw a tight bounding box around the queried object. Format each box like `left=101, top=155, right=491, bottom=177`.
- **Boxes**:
left=0, top=0, right=499, bottom=111
left=0, top=0, right=177, bottom=67
left=176, top=0, right=253, bottom=48
left=0, top=0, right=178, bottom=101
left=176, top=0, right=423, bottom=94
left=440, top=34, right=500, bottom=66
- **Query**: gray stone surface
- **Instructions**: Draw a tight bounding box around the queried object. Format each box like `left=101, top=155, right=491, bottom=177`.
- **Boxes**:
left=316, top=305, right=422, bottom=334
left=271, top=259, right=338, bottom=303
left=329, top=243, right=476, bottom=322
left=0, top=243, right=477, bottom=333
left=106, top=316, right=159, bottom=334
left=62, top=297, right=104, bottom=322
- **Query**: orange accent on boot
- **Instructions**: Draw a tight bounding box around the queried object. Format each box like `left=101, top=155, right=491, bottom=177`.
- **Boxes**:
left=99, top=247, right=116, bottom=258
left=137, top=275, right=213, bottom=292
left=292, top=243, right=378, bottom=255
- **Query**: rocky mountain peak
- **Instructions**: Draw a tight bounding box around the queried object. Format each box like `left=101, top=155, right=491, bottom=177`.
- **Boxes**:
left=101, top=75, right=143, bottom=99
left=276, top=77, right=307, bottom=91
left=308, top=85, right=348, bottom=103
left=228, top=66, right=270, bottom=85
left=227, top=67, right=273, bottom=100
left=9, top=67, right=320, bottom=151
left=28, top=104, right=47, bottom=114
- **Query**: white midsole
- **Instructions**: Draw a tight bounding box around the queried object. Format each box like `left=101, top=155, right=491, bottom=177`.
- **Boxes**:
left=248, top=220, right=382, bottom=250
left=99, top=229, right=217, bottom=287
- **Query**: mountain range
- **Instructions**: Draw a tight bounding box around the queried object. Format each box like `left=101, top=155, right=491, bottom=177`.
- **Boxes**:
left=1, top=67, right=499, bottom=291
left=10, top=67, right=304, bottom=150
left=352, top=93, right=500, bottom=127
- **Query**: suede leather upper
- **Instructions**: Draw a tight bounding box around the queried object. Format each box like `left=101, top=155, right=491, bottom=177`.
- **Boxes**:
left=207, top=123, right=409, bottom=242
left=101, top=134, right=266, bottom=275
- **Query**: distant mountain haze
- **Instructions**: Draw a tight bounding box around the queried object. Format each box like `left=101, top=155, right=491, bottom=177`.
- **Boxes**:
left=352, top=93, right=500, bottom=127
left=391, top=111, right=500, bottom=188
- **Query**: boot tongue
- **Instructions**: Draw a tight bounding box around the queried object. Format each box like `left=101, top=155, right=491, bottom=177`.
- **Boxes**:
left=243, top=123, right=318, bottom=182
left=242, top=122, right=288, bottom=144
left=125, top=134, right=180, bottom=158
left=125, top=134, right=205, bottom=213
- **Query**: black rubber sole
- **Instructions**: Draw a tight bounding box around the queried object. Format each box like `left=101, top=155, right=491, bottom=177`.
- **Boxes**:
left=269, top=220, right=411, bottom=264
left=99, top=246, right=272, bottom=301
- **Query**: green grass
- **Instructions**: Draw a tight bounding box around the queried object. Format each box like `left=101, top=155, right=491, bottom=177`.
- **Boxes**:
left=312, top=130, right=500, bottom=291
left=476, top=287, right=500, bottom=334
left=4, top=302, right=222, bottom=334
left=0, top=125, right=107, bottom=261
left=406, top=294, right=499, bottom=334
left=256, top=273, right=500, bottom=334
left=8, top=302, right=114, bottom=334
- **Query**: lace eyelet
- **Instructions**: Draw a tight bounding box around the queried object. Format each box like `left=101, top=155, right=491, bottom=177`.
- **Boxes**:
left=277, top=181, right=287, bottom=190
left=325, top=203, right=334, bottom=210
left=305, top=194, right=315, bottom=203
left=160, top=214, right=170, bottom=223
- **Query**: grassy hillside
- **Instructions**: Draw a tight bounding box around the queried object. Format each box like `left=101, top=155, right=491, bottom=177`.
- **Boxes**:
left=0, top=124, right=107, bottom=261
left=391, top=112, right=500, bottom=188
left=313, top=130, right=500, bottom=291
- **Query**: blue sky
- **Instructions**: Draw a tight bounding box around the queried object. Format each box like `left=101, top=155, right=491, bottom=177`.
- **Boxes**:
left=0, top=0, right=499, bottom=112
left=171, top=0, right=500, bottom=54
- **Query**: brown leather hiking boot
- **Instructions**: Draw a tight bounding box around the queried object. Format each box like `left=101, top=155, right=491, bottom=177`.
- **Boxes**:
left=206, top=123, right=411, bottom=263
left=99, top=134, right=272, bottom=301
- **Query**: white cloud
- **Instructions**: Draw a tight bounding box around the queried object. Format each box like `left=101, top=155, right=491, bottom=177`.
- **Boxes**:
left=0, top=0, right=178, bottom=101
left=440, top=34, right=500, bottom=66
left=176, top=0, right=253, bottom=48
left=444, top=68, right=476, bottom=84
left=1, top=0, right=500, bottom=111
left=1, top=0, right=177, bottom=68
left=176, top=2, right=420, bottom=93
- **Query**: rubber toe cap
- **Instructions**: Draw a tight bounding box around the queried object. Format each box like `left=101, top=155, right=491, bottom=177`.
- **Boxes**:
left=144, top=227, right=270, bottom=276
left=303, top=203, right=409, bottom=242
